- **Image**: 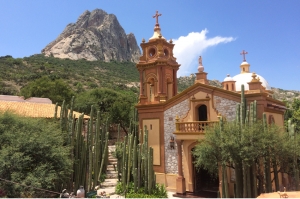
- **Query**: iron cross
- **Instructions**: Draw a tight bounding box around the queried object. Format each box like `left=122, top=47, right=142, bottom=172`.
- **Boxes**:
left=153, top=11, right=162, bottom=25
left=240, top=50, right=248, bottom=62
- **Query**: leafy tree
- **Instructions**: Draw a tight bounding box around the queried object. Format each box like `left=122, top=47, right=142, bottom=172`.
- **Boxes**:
left=193, top=120, right=298, bottom=196
left=75, top=88, right=137, bottom=134
left=20, top=76, right=74, bottom=104
left=0, top=112, right=72, bottom=197
left=285, top=98, right=300, bottom=132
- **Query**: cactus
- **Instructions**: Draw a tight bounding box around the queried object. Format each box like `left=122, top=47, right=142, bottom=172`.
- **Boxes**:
left=55, top=97, right=110, bottom=193
left=219, top=116, right=229, bottom=198
left=54, top=102, right=58, bottom=119
left=288, top=120, right=300, bottom=191
left=114, top=121, right=156, bottom=196
left=233, top=84, right=260, bottom=197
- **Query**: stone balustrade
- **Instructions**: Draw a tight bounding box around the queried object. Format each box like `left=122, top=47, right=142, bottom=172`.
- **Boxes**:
left=175, top=121, right=219, bottom=133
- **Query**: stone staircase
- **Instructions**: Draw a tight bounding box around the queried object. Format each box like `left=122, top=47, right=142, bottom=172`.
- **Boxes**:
left=98, top=145, right=119, bottom=196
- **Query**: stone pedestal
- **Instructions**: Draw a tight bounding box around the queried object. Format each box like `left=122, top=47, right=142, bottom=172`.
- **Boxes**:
left=195, top=72, right=208, bottom=85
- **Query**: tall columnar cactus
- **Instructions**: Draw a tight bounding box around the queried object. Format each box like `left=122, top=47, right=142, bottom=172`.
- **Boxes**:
left=56, top=97, right=109, bottom=194
left=219, top=116, right=229, bottom=198
left=263, top=113, right=272, bottom=193
left=233, top=84, right=259, bottom=198
left=114, top=123, right=156, bottom=195
left=288, top=119, right=300, bottom=191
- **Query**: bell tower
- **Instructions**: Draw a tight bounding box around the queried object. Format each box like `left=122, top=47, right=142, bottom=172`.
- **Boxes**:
left=137, top=11, right=180, bottom=105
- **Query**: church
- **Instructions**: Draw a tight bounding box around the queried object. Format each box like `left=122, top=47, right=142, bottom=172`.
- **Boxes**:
left=135, top=11, right=286, bottom=197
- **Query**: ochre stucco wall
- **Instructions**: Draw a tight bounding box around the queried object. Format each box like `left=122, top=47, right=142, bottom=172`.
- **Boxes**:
left=143, top=119, right=160, bottom=165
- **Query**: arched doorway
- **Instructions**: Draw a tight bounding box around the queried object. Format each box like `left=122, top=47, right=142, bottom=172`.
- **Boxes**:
left=198, top=105, right=207, bottom=121
left=192, top=148, right=219, bottom=198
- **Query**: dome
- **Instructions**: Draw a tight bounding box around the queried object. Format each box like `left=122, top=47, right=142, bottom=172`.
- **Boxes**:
left=241, top=61, right=249, bottom=66
left=223, top=74, right=234, bottom=82
left=233, top=73, right=271, bottom=91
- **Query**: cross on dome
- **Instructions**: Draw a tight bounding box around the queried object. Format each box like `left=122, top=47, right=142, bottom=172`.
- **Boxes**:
left=240, top=50, right=248, bottom=62
left=153, top=11, right=162, bottom=25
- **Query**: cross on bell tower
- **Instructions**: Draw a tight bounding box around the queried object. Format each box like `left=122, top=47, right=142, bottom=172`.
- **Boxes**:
left=239, top=50, right=250, bottom=73
left=240, top=50, right=248, bottom=62
left=136, top=11, right=180, bottom=105
left=153, top=11, right=162, bottom=26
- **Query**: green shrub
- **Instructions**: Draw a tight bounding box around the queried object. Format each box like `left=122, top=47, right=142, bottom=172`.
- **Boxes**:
left=115, top=182, right=168, bottom=198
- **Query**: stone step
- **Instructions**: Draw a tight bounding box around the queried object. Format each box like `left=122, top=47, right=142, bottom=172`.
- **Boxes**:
left=106, top=173, right=118, bottom=179
left=108, top=158, right=118, bottom=162
left=101, top=178, right=118, bottom=187
left=106, top=165, right=116, bottom=171
left=101, top=183, right=117, bottom=188
left=106, top=170, right=117, bottom=174
left=108, top=161, right=117, bottom=165
left=108, top=155, right=116, bottom=159
left=97, top=187, right=115, bottom=197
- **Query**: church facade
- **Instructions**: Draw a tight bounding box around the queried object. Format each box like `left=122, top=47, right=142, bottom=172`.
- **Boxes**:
left=135, top=12, right=286, bottom=196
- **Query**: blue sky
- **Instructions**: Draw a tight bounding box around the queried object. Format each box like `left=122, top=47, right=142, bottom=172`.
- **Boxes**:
left=1, top=0, right=299, bottom=90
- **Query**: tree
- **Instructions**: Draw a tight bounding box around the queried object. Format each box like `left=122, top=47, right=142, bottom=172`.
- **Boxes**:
left=285, top=98, right=300, bottom=132
left=75, top=88, right=137, bottom=134
left=0, top=112, right=72, bottom=197
left=193, top=120, right=298, bottom=197
left=20, top=76, right=74, bottom=104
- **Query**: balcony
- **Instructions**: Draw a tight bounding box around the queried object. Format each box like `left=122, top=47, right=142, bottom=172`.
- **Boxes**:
left=174, top=120, right=219, bottom=140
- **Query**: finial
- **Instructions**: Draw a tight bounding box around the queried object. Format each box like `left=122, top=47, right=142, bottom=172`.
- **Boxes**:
left=227, top=74, right=230, bottom=77
left=169, top=39, right=173, bottom=44
left=142, top=38, right=145, bottom=43
left=240, top=50, right=248, bottom=62
left=251, top=72, right=260, bottom=82
left=175, top=115, right=180, bottom=122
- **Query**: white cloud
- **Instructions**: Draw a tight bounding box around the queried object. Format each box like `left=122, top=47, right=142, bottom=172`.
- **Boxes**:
left=173, top=29, right=235, bottom=77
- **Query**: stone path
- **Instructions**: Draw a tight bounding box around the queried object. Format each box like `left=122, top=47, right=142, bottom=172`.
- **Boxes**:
left=96, top=145, right=180, bottom=198
left=97, top=145, right=120, bottom=198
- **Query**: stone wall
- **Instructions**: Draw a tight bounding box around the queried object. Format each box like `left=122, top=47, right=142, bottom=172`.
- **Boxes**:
left=164, top=99, right=189, bottom=174
left=213, top=95, right=238, bottom=121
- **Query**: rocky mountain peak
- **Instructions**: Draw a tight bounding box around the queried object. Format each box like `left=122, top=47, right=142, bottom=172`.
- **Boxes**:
left=42, top=9, right=141, bottom=62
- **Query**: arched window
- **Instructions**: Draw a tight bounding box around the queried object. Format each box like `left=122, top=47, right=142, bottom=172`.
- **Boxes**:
left=198, top=105, right=207, bottom=121
left=147, top=78, right=155, bottom=102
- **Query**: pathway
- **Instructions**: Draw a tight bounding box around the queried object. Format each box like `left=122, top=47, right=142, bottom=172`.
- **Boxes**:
left=96, top=145, right=180, bottom=198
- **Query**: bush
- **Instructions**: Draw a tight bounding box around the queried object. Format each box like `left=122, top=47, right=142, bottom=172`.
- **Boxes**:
left=0, top=112, right=72, bottom=197
left=115, top=182, right=168, bottom=198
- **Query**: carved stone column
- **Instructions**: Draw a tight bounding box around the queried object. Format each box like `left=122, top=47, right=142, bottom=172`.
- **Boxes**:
left=176, top=140, right=186, bottom=194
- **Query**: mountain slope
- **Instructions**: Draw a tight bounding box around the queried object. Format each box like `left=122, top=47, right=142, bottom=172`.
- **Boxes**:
left=42, top=9, right=141, bottom=63
left=0, top=55, right=299, bottom=103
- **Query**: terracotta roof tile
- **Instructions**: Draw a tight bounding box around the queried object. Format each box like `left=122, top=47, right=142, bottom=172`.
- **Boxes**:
left=0, top=101, right=89, bottom=119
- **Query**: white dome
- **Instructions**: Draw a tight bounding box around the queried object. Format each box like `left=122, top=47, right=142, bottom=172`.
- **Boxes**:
left=233, top=73, right=271, bottom=91
left=241, top=61, right=249, bottom=66
left=223, top=74, right=234, bottom=82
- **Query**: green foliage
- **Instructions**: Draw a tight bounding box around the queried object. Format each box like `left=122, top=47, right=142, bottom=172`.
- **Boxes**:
left=0, top=54, right=139, bottom=96
left=115, top=182, right=167, bottom=198
left=193, top=120, right=299, bottom=195
left=20, top=76, right=74, bottom=104
left=0, top=112, right=72, bottom=198
left=75, top=88, right=137, bottom=133
left=285, top=98, right=300, bottom=132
